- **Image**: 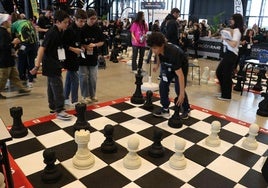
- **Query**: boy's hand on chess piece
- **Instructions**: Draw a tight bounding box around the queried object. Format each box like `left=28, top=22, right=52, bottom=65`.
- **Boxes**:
left=30, top=66, right=39, bottom=75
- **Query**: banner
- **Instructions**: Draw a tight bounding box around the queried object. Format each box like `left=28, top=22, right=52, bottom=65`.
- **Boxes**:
left=234, top=0, right=243, bottom=15
left=30, top=0, right=39, bottom=18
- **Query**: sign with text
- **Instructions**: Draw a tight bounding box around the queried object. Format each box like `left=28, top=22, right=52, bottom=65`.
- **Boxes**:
left=141, top=2, right=165, bottom=9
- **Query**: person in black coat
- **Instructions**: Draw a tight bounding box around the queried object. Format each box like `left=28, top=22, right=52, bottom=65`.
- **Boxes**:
left=0, top=13, right=31, bottom=99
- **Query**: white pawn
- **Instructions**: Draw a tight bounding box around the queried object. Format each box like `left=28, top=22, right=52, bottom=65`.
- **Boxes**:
left=208, top=70, right=216, bottom=85
left=205, top=121, right=221, bottom=147
left=201, top=66, right=210, bottom=84
left=0, top=173, right=5, bottom=188
left=72, top=129, right=95, bottom=169
left=242, top=123, right=259, bottom=150
left=123, top=137, right=141, bottom=170
left=169, top=137, right=187, bottom=170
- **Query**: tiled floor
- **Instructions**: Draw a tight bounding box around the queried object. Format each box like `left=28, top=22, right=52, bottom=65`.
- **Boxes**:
left=0, top=52, right=267, bottom=129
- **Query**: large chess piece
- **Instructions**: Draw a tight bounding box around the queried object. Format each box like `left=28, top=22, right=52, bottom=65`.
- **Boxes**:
left=73, top=103, right=91, bottom=132
left=252, top=70, right=263, bottom=91
left=142, top=90, right=154, bottom=110
left=0, top=173, right=5, bottom=188
left=148, top=129, right=165, bottom=158
left=41, top=149, right=62, bottom=183
left=242, top=123, right=259, bottom=150
left=123, top=137, right=141, bottom=169
left=101, top=124, right=117, bottom=153
left=168, top=97, right=183, bottom=128
left=257, top=92, right=268, bottom=117
left=72, top=129, right=95, bottom=169
left=9, top=106, right=28, bottom=138
left=205, top=121, right=221, bottom=147
left=233, top=69, right=246, bottom=91
left=169, top=137, right=187, bottom=170
left=201, top=66, right=209, bottom=84
left=207, top=70, right=216, bottom=85
left=261, top=157, right=268, bottom=183
left=130, top=69, right=145, bottom=104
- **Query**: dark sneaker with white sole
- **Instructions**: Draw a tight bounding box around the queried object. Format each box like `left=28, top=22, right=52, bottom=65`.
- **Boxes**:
left=153, top=108, right=170, bottom=118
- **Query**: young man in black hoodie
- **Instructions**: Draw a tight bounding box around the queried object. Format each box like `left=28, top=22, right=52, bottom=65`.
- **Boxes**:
left=62, top=9, right=87, bottom=106
left=160, top=8, right=180, bottom=46
left=31, top=10, right=72, bottom=120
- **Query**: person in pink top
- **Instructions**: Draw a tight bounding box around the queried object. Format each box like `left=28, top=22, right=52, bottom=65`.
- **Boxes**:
left=130, top=11, right=148, bottom=73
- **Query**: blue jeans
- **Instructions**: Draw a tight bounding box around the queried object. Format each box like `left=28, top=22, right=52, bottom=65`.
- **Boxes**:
left=47, top=76, right=65, bottom=112
left=132, top=45, right=146, bottom=71
left=64, top=70, right=79, bottom=103
left=79, top=65, right=98, bottom=98
left=159, top=67, right=190, bottom=114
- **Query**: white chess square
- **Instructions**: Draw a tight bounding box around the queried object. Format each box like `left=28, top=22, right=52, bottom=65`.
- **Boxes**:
left=207, top=155, right=249, bottom=182
left=89, top=116, right=117, bottom=130
left=93, top=106, right=121, bottom=116
left=61, top=155, right=107, bottom=179
left=37, top=129, right=73, bottom=148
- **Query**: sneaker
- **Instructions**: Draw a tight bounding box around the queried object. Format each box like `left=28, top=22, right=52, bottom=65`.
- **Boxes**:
left=18, top=88, right=31, bottom=94
left=91, top=96, right=98, bottom=102
left=27, top=82, right=33, bottom=88
left=153, top=108, right=170, bottom=118
left=0, top=93, right=6, bottom=99
left=64, top=99, right=71, bottom=106
left=81, top=97, right=92, bottom=104
left=132, top=70, right=137, bottom=74
left=50, top=109, right=56, bottom=114
left=217, top=97, right=231, bottom=101
left=56, top=111, right=72, bottom=121
left=180, top=113, right=189, bottom=120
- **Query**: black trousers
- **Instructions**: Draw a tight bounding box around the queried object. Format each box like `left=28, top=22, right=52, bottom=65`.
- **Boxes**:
left=216, top=50, right=238, bottom=99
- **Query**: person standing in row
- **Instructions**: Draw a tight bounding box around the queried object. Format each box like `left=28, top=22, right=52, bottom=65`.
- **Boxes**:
left=0, top=13, right=31, bottom=99
left=216, top=13, right=244, bottom=101
left=62, top=9, right=87, bottom=106
left=80, top=9, right=104, bottom=104
left=130, top=11, right=148, bottom=73
left=31, top=10, right=72, bottom=120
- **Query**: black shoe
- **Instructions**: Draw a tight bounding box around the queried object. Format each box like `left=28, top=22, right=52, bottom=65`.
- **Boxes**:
left=153, top=108, right=170, bottom=118
left=180, top=113, right=189, bottom=120
left=0, top=93, right=6, bottom=99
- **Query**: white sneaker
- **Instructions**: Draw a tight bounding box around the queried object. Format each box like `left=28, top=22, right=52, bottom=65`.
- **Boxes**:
left=27, top=82, right=33, bottom=88
left=91, top=96, right=98, bottom=102
left=56, top=111, right=72, bottom=121
left=81, top=97, right=92, bottom=104
left=64, top=99, right=71, bottom=106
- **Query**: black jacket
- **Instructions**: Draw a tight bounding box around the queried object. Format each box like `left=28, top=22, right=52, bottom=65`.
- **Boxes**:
left=0, top=27, right=15, bottom=68
left=161, top=14, right=179, bottom=45
left=63, top=22, right=84, bottom=71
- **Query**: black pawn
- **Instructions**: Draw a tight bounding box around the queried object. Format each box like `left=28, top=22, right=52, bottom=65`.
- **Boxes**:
left=41, top=149, right=62, bottom=184
left=257, top=92, right=268, bottom=117
left=148, top=129, right=165, bottom=158
left=9, top=107, right=28, bottom=138
left=131, top=69, right=145, bottom=104
left=168, top=97, right=183, bottom=128
left=101, top=124, right=117, bottom=153
left=73, top=103, right=91, bottom=132
left=142, top=90, right=154, bottom=110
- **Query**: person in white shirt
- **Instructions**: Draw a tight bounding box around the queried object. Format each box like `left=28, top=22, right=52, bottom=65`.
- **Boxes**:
left=216, top=14, right=244, bottom=101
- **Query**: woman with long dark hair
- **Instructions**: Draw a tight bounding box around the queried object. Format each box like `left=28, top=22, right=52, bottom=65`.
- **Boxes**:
left=216, top=13, right=244, bottom=100
left=130, top=11, right=148, bottom=73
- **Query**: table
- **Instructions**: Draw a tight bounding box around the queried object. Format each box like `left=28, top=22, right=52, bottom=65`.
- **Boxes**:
left=241, top=59, right=268, bottom=95
left=0, top=118, right=13, bottom=188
